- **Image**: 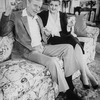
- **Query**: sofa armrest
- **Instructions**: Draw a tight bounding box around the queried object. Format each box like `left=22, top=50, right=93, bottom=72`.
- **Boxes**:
left=0, top=33, right=14, bottom=62
left=78, top=37, right=96, bottom=63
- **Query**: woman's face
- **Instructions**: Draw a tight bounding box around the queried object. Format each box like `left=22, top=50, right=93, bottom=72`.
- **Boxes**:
left=49, top=1, right=60, bottom=14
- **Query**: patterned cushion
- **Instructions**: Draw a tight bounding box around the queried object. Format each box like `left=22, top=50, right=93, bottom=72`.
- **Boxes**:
left=0, top=59, right=58, bottom=100
left=0, top=34, right=14, bottom=62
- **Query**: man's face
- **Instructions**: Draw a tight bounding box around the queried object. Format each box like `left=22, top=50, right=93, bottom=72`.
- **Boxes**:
left=49, top=1, right=60, bottom=14
left=28, top=0, right=43, bottom=16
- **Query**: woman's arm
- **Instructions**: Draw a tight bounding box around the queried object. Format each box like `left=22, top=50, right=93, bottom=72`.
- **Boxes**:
left=59, top=12, right=71, bottom=37
left=0, top=5, right=15, bottom=37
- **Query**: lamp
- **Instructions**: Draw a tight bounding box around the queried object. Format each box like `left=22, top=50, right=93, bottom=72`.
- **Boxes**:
left=86, top=0, right=96, bottom=8
left=62, top=0, right=71, bottom=13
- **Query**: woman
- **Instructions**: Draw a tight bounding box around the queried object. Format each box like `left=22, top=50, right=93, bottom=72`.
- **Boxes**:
left=38, top=1, right=84, bottom=52
left=38, top=0, right=99, bottom=90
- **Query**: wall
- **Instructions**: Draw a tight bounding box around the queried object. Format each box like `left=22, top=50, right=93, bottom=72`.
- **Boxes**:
left=96, top=0, right=100, bottom=22
left=0, top=0, right=6, bottom=19
left=70, top=0, right=81, bottom=13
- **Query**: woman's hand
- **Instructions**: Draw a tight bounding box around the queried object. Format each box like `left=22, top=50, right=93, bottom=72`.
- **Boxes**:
left=43, top=28, right=52, bottom=36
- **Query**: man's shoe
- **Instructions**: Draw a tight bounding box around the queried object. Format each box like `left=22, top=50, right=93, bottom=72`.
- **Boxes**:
left=56, top=92, right=66, bottom=100
left=65, top=89, right=82, bottom=100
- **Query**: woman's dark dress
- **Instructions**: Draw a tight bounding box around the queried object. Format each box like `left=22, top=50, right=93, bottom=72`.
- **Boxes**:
left=38, top=11, right=84, bottom=53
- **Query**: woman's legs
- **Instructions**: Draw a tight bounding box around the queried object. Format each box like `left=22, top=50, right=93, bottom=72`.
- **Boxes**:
left=84, top=61, right=98, bottom=86
left=74, top=44, right=89, bottom=85
left=74, top=44, right=98, bottom=88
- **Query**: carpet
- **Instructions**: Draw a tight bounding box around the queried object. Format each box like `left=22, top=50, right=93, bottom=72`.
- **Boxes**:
left=56, top=47, right=100, bottom=100
left=73, top=60, right=100, bottom=100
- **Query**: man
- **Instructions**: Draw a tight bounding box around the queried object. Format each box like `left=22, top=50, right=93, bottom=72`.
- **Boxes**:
left=0, top=0, right=82, bottom=100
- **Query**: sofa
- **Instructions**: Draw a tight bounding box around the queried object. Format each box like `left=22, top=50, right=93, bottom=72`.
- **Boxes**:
left=0, top=12, right=99, bottom=100
left=0, top=35, right=59, bottom=100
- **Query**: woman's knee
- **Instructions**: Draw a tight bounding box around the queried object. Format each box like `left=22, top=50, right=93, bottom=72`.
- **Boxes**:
left=66, top=44, right=73, bottom=49
left=63, top=44, right=74, bottom=56
left=75, top=44, right=83, bottom=55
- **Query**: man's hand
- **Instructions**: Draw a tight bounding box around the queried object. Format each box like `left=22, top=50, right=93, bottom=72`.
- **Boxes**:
left=5, top=5, right=13, bottom=16
left=5, top=1, right=16, bottom=16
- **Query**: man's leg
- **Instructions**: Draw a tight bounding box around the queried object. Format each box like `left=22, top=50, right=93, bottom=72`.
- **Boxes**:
left=43, top=44, right=79, bottom=77
left=43, top=44, right=82, bottom=100
left=24, top=51, right=58, bottom=82
left=23, top=49, right=69, bottom=92
left=43, top=44, right=78, bottom=91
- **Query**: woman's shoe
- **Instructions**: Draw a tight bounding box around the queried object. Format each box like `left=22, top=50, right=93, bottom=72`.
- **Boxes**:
left=90, top=79, right=100, bottom=90
left=92, top=84, right=100, bottom=90
left=80, top=76, right=90, bottom=89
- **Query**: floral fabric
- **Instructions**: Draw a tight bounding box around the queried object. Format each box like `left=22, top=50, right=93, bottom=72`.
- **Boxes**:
left=0, top=59, right=58, bottom=100
left=78, top=37, right=96, bottom=63
left=0, top=35, right=14, bottom=62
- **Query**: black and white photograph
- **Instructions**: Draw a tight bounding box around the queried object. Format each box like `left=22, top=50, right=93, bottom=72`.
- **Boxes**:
left=0, top=0, right=100, bottom=100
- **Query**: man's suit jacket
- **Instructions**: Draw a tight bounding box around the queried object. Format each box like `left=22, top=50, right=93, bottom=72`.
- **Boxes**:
left=38, top=10, right=70, bottom=37
left=0, top=10, right=46, bottom=56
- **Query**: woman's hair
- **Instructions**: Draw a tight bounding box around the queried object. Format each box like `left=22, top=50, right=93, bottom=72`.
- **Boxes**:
left=28, top=0, right=43, bottom=3
left=28, top=0, right=32, bottom=3
left=48, top=0, right=61, bottom=4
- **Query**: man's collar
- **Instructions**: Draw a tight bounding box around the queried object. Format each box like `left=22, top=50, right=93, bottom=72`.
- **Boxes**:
left=22, top=8, right=38, bottom=19
left=22, top=8, right=27, bottom=17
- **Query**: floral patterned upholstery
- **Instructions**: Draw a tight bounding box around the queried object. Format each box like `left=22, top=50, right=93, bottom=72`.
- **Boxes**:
left=0, top=31, right=59, bottom=100
left=78, top=37, right=96, bottom=63
left=78, top=26, right=99, bottom=63
left=0, top=59, right=58, bottom=100
left=0, top=34, right=14, bottom=62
